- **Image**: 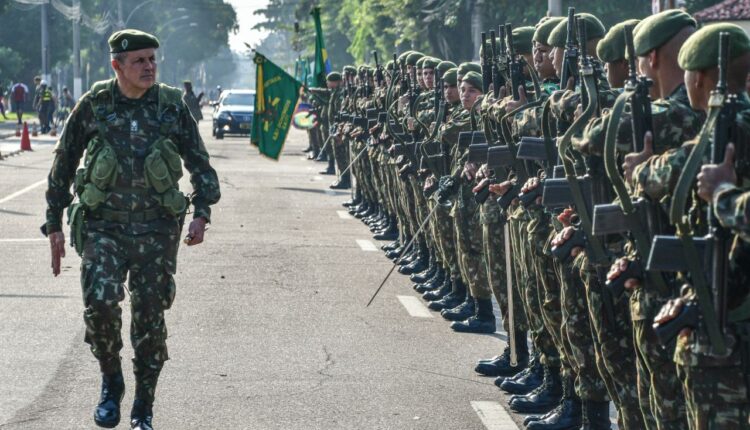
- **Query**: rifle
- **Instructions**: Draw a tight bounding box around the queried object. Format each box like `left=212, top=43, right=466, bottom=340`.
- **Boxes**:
left=481, top=32, right=491, bottom=94
left=490, top=29, right=504, bottom=100
left=560, top=7, right=579, bottom=91
left=373, top=51, right=384, bottom=87
left=651, top=33, right=737, bottom=354
left=505, top=23, right=524, bottom=101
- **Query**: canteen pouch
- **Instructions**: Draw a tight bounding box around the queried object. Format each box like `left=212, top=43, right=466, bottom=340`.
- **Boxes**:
left=67, top=203, right=85, bottom=256
left=145, top=138, right=182, bottom=193
left=79, top=183, right=106, bottom=210
left=88, top=143, right=118, bottom=190
left=160, top=188, right=188, bottom=217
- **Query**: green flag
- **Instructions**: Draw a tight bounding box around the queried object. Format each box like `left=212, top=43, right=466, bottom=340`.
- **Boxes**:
left=311, top=7, right=332, bottom=88
left=251, top=53, right=302, bottom=160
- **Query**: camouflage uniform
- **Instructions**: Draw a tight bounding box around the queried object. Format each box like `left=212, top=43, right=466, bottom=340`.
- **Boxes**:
left=44, top=79, right=221, bottom=404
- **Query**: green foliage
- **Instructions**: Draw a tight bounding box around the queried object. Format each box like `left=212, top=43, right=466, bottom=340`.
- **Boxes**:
left=253, top=0, right=654, bottom=68
left=0, top=46, right=25, bottom=79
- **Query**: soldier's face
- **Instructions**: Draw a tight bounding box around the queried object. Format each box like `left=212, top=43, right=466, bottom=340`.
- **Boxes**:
left=685, top=69, right=710, bottom=111
left=460, top=81, right=481, bottom=110
left=605, top=59, right=628, bottom=88
left=550, top=47, right=564, bottom=78
left=326, top=80, right=340, bottom=89
left=444, top=84, right=459, bottom=103
left=422, top=68, right=435, bottom=89
left=113, top=48, right=157, bottom=91
left=534, top=43, right=555, bottom=79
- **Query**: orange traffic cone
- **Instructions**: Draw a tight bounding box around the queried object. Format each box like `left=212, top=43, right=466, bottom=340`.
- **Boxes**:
left=20, top=122, right=32, bottom=151
left=31, top=122, right=38, bottom=137
left=15, top=124, right=20, bottom=137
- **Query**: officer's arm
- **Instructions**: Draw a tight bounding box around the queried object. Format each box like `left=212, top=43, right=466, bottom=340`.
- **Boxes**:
left=44, top=100, right=89, bottom=234
left=177, top=105, right=221, bottom=223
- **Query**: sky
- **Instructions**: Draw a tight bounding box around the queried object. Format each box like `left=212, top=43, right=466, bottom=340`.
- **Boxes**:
left=226, top=0, right=271, bottom=53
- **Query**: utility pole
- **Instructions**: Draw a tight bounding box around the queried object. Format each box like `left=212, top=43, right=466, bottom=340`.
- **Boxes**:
left=548, top=0, right=563, bottom=16
left=41, top=1, right=50, bottom=82
left=117, top=0, right=125, bottom=28
left=72, top=0, right=82, bottom=99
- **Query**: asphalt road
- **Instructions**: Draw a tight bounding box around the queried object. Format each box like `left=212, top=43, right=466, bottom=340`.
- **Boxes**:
left=0, top=114, right=524, bottom=429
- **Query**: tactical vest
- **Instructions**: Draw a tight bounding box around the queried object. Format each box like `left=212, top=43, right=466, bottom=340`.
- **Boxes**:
left=41, top=89, right=53, bottom=102
left=75, top=79, right=187, bottom=220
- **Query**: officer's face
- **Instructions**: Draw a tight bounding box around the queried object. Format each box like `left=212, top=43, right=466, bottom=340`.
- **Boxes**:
left=422, top=68, right=435, bottom=89
left=460, top=81, right=482, bottom=110
left=534, top=42, right=556, bottom=79
left=113, top=48, right=157, bottom=92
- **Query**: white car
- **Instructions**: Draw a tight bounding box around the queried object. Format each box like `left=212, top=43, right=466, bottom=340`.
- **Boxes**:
left=211, top=89, right=255, bottom=139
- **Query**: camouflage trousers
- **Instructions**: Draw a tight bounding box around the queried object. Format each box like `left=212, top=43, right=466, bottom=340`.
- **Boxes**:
left=482, top=210, right=528, bottom=334
left=579, top=257, right=645, bottom=430
left=508, top=207, right=559, bottom=367
left=453, top=197, right=489, bottom=298
left=431, top=199, right=461, bottom=278
left=81, top=226, right=179, bottom=404
left=554, top=251, right=610, bottom=403
left=333, top=135, right=350, bottom=175
left=631, top=288, right=688, bottom=430
left=677, top=337, right=750, bottom=430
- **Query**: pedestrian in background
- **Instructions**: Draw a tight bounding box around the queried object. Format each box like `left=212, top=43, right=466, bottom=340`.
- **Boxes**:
left=10, top=81, right=28, bottom=124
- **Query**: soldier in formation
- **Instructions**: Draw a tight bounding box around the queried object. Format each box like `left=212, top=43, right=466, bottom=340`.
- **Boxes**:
left=307, top=8, right=750, bottom=430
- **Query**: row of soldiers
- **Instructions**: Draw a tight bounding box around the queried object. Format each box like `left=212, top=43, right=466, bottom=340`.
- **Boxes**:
left=308, top=8, right=750, bottom=430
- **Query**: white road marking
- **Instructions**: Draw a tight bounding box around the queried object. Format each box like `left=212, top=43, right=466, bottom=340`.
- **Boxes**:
left=0, top=179, right=47, bottom=205
left=337, top=210, right=353, bottom=219
left=396, top=295, right=433, bottom=318
left=0, top=238, right=48, bottom=243
left=356, top=239, right=378, bottom=251
left=471, top=401, right=520, bottom=430
left=313, top=176, right=323, bottom=181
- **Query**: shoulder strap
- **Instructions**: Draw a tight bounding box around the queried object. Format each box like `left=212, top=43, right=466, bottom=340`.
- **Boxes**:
left=157, top=83, right=183, bottom=135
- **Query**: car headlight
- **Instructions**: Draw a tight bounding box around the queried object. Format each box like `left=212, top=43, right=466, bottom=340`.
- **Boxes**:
left=218, top=112, right=232, bottom=121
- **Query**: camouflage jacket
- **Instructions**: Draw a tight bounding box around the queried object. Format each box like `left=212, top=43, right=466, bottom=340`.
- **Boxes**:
left=45, top=80, right=221, bottom=234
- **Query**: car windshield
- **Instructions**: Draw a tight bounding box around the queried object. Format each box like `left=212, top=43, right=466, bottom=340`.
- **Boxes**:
left=222, top=93, right=254, bottom=106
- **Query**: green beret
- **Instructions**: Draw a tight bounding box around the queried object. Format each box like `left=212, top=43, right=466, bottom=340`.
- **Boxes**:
left=597, top=19, right=640, bottom=63
left=678, top=23, right=750, bottom=71
left=548, top=14, right=606, bottom=48
left=458, top=62, right=481, bottom=76
left=108, top=29, right=159, bottom=53
left=512, top=26, right=535, bottom=55
left=416, top=57, right=426, bottom=68
left=443, top=68, right=458, bottom=86
left=406, top=52, right=425, bottom=66
left=534, top=17, right=565, bottom=45
left=437, top=60, right=457, bottom=75
left=343, top=65, right=356, bottom=75
left=385, top=60, right=395, bottom=71
left=326, top=72, right=342, bottom=82
left=422, top=57, right=441, bottom=69
left=633, top=10, right=696, bottom=56
left=397, top=51, right=413, bottom=65
left=462, top=71, right=483, bottom=92
left=479, top=37, right=499, bottom=58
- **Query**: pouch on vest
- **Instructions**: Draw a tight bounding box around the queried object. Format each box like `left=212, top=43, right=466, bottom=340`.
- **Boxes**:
left=160, top=188, right=188, bottom=216
left=88, top=144, right=118, bottom=190
left=80, top=183, right=106, bottom=210
left=67, top=203, right=85, bottom=256
left=145, top=138, right=182, bottom=193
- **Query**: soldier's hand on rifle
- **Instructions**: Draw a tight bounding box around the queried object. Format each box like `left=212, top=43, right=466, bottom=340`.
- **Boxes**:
left=505, top=86, right=528, bottom=111
left=399, top=95, right=409, bottom=110
left=623, top=131, right=654, bottom=183
left=407, top=117, right=415, bottom=131
left=49, top=231, right=65, bottom=277
left=698, top=143, right=737, bottom=203
left=551, top=226, right=583, bottom=258
left=489, top=180, right=513, bottom=196
left=462, top=162, right=479, bottom=181
left=521, top=177, right=542, bottom=205
left=369, top=123, right=381, bottom=135
left=654, top=297, right=691, bottom=340
left=476, top=163, right=489, bottom=181
left=565, top=77, right=576, bottom=92
left=472, top=178, right=490, bottom=194
left=573, top=103, right=583, bottom=122
left=607, top=257, right=641, bottom=291
left=557, top=207, right=576, bottom=227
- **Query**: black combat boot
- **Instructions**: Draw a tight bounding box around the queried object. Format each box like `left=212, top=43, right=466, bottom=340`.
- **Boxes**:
left=130, top=399, right=154, bottom=430
left=509, top=365, right=563, bottom=414
left=499, top=354, right=544, bottom=394
left=525, top=397, right=582, bottom=429
left=422, top=275, right=452, bottom=301
left=330, top=173, right=351, bottom=189
left=427, top=278, right=466, bottom=311
left=94, top=370, right=125, bottom=428
left=414, top=267, right=445, bottom=293
left=382, top=238, right=400, bottom=251
left=342, top=190, right=362, bottom=208
left=373, top=227, right=398, bottom=241
left=314, top=149, right=328, bottom=162
left=398, top=245, right=428, bottom=275
left=319, top=159, right=335, bottom=174
left=450, top=297, right=496, bottom=333
left=410, top=253, right=437, bottom=283
left=474, top=330, right=529, bottom=376
left=440, top=295, right=475, bottom=321
left=579, top=400, right=611, bottom=430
